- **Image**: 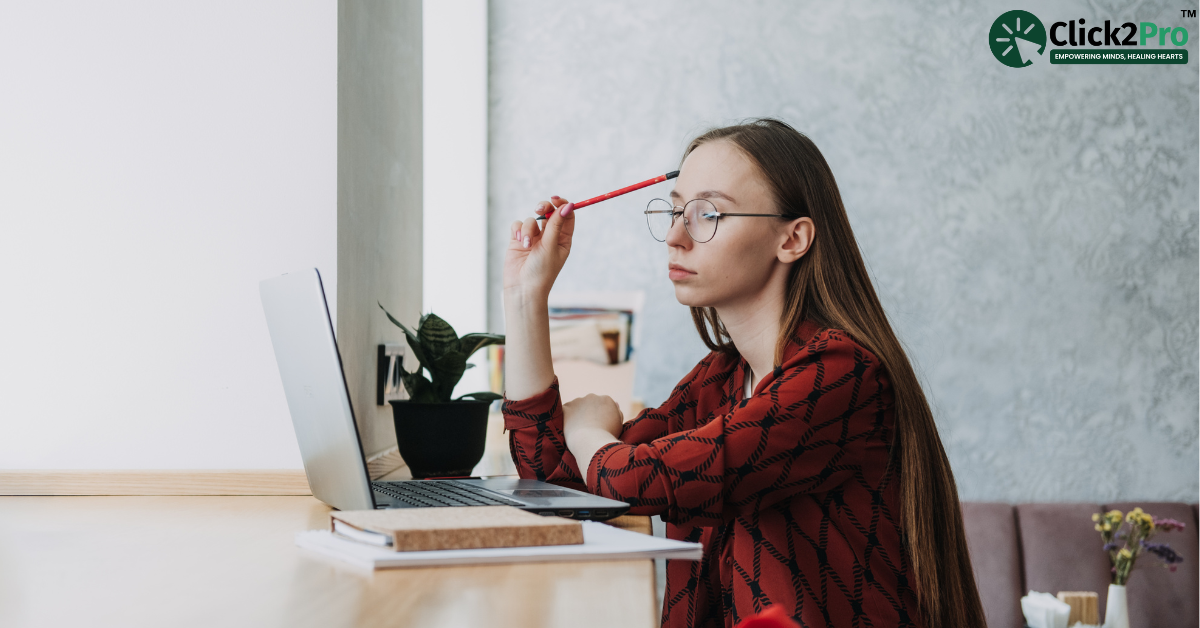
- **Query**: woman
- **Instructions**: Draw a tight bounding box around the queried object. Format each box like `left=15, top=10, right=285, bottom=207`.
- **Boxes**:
left=501, top=118, right=985, bottom=628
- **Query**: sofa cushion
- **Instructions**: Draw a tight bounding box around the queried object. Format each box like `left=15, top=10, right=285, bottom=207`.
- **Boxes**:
left=961, top=502, right=1024, bottom=628
left=1016, top=503, right=1113, bottom=612
left=1105, top=501, right=1198, bottom=628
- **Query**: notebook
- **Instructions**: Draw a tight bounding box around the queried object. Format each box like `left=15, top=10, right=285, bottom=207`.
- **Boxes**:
left=329, top=506, right=583, bottom=551
left=296, top=520, right=704, bottom=569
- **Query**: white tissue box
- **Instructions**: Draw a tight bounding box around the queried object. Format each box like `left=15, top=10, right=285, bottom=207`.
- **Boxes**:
left=1021, top=591, right=1071, bottom=628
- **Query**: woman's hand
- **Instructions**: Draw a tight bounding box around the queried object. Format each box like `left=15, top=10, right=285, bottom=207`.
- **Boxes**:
left=503, top=197, right=575, bottom=300
left=563, top=394, right=623, bottom=469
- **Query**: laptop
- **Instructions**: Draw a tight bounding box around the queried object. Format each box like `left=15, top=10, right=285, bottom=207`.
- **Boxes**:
left=259, top=268, right=629, bottom=520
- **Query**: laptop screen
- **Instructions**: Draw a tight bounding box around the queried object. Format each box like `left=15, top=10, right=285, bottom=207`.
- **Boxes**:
left=259, top=268, right=376, bottom=511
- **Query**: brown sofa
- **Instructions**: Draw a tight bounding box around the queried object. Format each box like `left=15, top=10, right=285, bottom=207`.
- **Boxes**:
left=962, top=502, right=1199, bottom=628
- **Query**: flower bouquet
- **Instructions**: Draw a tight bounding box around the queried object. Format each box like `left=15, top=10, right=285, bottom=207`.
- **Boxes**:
left=1091, top=507, right=1186, bottom=628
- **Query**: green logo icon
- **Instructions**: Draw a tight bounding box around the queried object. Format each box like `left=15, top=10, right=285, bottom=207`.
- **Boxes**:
left=990, top=10, right=1047, bottom=67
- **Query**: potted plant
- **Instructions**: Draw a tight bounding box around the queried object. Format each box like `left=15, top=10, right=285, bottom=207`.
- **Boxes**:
left=379, top=303, right=505, bottom=478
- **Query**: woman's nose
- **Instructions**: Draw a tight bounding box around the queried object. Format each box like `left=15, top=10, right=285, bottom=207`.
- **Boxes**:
left=664, top=213, right=691, bottom=248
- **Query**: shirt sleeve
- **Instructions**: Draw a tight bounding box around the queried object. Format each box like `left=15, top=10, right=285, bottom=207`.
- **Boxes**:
left=584, top=331, right=896, bottom=526
left=613, top=357, right=712, bottom=446
left=502, top=377, right=587, bottom=491
left=501, top=355, right=716, bottom=492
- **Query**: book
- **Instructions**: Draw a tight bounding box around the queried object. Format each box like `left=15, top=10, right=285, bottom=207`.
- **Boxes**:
left=548, top=290, right=645, bottom=364
left=296, top=519, right=705, bottom=570
left=548, top=319, right=613, bottom=365
left=330, top=506, right=583, bottom=551
left=487, top=345, right=504, bottom=397
left=548, top=309, right=633, bottom=364
left=487, top=291, right=647, bottom=402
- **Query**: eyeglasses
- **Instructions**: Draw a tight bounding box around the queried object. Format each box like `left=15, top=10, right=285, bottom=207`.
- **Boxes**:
left=644, top=198, right=781, bottom=243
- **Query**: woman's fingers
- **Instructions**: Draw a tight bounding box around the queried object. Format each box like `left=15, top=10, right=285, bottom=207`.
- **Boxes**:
left=522, top=197, right=571, bottom=249
left=542, top=198, right=575, bottom=243
left=520, top=217, right=539, bottom=248
left=534, top=198, right=567, bottom=219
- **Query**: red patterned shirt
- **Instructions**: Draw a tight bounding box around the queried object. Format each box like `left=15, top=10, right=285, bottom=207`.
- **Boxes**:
left=502, top=321, right=926, bottom=628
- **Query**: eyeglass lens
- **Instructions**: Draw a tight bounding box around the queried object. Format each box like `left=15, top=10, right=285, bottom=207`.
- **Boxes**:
left=645, top=198, right=719, bottom=242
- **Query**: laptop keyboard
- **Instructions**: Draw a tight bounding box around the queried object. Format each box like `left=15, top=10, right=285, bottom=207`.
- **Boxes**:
left=371, top=480, right=525, bottom=508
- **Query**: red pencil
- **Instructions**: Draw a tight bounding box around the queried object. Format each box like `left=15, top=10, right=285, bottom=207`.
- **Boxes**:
left=536, top=170, right=680, bottom=220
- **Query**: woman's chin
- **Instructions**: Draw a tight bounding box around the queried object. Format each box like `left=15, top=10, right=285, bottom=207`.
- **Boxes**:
left=672, top=285, right=710, bottom=308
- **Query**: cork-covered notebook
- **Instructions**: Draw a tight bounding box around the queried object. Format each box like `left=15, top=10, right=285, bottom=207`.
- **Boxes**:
left=330, top=506, right=584, bottom=552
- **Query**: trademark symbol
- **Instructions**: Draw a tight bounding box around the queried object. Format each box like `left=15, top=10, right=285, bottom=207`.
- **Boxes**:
left=1183, top=9, right=1197, bottom=17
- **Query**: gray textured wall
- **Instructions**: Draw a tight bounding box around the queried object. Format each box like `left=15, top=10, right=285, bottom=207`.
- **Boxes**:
left=338, top=0, right=422, bottom=458
left=487, top=1, right=1198, bottom=501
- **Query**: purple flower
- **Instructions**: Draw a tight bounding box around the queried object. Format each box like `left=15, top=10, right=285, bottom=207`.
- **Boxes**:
left=1141, top=540, right=1185, bottom=564
left=1154, top=517, right=1187, bottom=532
left=1103, top=542, right=1119, bottom=551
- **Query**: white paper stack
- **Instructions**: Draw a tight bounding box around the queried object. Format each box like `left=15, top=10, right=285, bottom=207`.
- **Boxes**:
left=296, top=520, right=703, bottom=570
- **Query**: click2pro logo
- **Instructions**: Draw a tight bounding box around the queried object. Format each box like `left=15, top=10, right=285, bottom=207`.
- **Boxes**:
left=990, top=9, right=1191, bottom=67
left=990, top=10, right=1047, bottom=67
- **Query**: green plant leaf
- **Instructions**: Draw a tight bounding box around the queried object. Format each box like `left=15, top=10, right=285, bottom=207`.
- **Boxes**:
left=400, top=369, right=438, bottom=403
left=456, top=391, right=502, bottom=402
left=378, top=302, right=428, bottom=366
left=418, top=312, right=459, bottom=360
left=428, top=350, right=468, bottom=401
left=458, top=332, right=505, bottom=358
left=402, top=334, right=429, bottom=370
left=379, top=306, right=498, bottom=403
left=378, top=302, right=416, bottom=336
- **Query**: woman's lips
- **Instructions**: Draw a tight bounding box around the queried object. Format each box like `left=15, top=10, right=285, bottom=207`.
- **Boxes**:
left=668, top=264, right=696, bottom=281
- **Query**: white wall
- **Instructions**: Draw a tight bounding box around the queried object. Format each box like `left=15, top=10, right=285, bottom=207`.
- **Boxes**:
left=423, top=0, right=489, bottom=397
left=0, top=1, right=336, bottom=468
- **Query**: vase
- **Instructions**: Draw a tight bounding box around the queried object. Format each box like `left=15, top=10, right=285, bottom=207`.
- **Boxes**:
left=389, top=399, right=491, bottom=478
left=1104, top=583, right=1128, bottom=628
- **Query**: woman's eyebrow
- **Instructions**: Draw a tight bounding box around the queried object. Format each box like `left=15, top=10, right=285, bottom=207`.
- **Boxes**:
left=668, top=189, right=738, bottom=204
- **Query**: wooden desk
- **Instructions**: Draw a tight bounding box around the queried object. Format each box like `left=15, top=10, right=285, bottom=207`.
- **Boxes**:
left=0, top=496, right=658, bottom=628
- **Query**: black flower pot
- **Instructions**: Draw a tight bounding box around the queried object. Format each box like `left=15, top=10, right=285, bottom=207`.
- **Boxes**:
left=388, top=399, right=491, bottom=479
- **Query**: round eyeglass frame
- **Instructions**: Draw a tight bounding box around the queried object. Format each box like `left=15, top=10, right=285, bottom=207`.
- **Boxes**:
left=644, top=197, right=782, bottom=243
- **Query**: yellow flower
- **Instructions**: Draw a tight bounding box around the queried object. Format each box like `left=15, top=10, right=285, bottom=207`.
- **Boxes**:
left=1126, top=508, right=1155, bottom=533
left=1095, top=523, right=1103, bottom=532
left=1119, top=548, right=1133, bottom=559
left=1092, top=513, right=1101, bottom=522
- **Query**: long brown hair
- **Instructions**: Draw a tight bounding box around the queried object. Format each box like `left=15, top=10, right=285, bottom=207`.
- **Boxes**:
left=683, top=119, right=986, bottom=628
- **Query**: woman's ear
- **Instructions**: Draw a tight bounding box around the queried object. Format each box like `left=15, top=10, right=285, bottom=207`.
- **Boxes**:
left=778, top=217, right=814, bottom=263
